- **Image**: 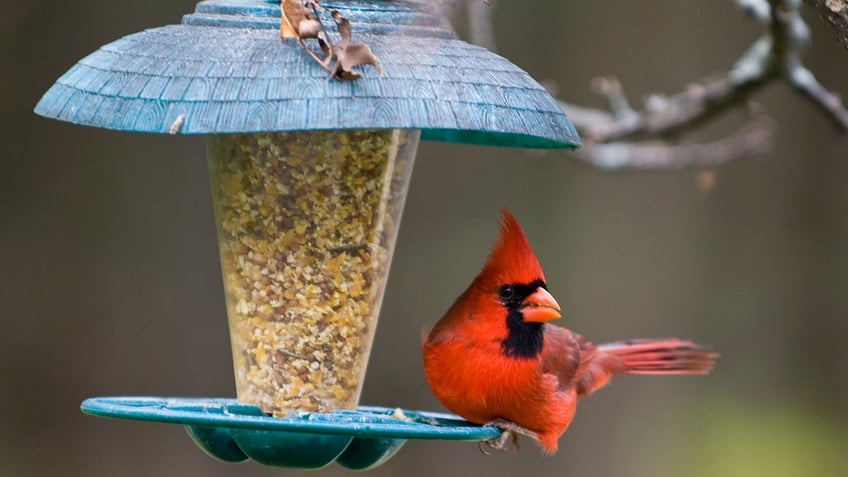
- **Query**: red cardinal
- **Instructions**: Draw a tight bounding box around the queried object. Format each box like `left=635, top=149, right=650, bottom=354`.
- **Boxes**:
left=422, top=210, right=717, bottom=454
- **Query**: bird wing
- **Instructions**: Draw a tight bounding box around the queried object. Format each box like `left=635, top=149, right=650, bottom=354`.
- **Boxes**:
left=540, top=325, right=598, bottom=392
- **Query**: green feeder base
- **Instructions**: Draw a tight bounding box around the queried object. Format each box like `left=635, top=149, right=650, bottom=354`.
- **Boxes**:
left=81, top=397, right=501, bottom=470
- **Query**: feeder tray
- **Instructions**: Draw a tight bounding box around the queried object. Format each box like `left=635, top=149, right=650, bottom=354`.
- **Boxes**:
left=82, top=397, right=500, bottom=470
left=35, top=0, right=581, bottom=469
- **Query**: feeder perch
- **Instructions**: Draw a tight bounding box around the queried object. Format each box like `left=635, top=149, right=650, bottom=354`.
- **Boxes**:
left=34, top=0, right=581, bottom=470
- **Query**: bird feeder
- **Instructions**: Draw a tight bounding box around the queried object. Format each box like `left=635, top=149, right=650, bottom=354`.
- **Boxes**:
left=34, top=0, right=580, bottom=470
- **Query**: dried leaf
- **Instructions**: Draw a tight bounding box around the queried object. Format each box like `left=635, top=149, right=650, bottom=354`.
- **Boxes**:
left=332, top=42, right=383, bottom=80
left=298, top=18, right=322, bottom=39
left=280, top=0, right=309, bottom=39
left=332, top=10, right=352, bottom=47
left=316, top=33, right=332, bottom=64
left=280, top=2, right=381, bottom=81
left=329, top=10, right=382, bottom=80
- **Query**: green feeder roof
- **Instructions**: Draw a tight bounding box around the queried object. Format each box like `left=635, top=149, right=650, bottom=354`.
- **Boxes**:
left=34, top=0, right=581, bottom=149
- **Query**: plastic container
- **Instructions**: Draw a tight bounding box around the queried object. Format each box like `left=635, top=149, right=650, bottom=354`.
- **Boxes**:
left=207, top=129, right=419, bottom=415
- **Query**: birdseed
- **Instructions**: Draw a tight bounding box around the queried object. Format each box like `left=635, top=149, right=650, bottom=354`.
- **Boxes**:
left=206, top=129, right=418, bottom=415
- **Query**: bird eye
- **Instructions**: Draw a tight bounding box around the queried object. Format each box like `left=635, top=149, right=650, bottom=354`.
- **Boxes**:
left=499, top=286, right=515, bottom=301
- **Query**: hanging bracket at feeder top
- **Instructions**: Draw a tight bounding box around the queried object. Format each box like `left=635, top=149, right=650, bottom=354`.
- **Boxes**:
left=33, top=0, right=581, bottom=149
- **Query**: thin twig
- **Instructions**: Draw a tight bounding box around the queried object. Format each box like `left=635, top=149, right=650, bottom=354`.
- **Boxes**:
left=591, top=77, right=636, bottom=120
left=787, top=65, right=848, bottom=128
left=297, top=37, right=333, bottom=73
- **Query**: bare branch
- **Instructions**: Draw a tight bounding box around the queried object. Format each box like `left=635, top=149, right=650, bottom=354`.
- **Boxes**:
left=570, top=117, right=775, bottom=170
left=554, top=0, right=847, bottom=169
left=557, top=11, right=779, bottom=146
left=561, top=67, right=770, bottom=143
left=804, top=0, right=848, bottom=50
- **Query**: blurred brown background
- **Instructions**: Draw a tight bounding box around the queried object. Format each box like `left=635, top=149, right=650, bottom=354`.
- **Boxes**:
left=2, top=1, right=847, bottom=476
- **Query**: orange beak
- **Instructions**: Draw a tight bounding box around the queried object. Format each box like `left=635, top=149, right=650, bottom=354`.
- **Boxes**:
left=520, top=287, right=562, bottom=323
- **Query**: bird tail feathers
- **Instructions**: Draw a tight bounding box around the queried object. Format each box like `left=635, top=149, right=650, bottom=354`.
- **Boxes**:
left=597, top=338, right=718, bottom=375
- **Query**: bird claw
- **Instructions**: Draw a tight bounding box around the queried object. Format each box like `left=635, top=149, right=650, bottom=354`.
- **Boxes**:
left=479, top=429, right=520, bottom=455
left=479, top=418, right=539, bottom=455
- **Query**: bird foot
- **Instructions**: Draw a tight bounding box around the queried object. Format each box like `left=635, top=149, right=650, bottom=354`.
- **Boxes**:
left=480, top=419, right=541, bottom=455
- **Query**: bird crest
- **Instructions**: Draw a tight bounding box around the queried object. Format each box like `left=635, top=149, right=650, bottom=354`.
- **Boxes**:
left=477, top=209, right=546, bottom=288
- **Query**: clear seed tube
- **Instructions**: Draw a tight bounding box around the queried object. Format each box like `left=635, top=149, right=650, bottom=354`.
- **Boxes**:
left=207, top=129, right=419, bottom=415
